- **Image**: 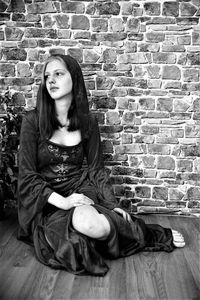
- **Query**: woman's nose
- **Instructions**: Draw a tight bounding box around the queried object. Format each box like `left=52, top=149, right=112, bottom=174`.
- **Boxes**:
left=48, top=76, right=55, bottom=84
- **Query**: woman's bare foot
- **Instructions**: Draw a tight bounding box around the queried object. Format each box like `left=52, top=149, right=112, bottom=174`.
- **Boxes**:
left=172, top=230, right=185, bottom=248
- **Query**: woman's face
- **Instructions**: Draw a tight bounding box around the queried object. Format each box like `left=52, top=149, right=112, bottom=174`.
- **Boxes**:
left=44, top=59, right=73, bottom=101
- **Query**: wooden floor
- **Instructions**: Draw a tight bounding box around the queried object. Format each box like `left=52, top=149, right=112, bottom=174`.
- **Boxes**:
left=0, top=209, right=199, bottom=300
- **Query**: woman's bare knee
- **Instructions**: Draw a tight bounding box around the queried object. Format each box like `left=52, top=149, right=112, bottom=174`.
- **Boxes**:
left=72, top=205, right=110, bottom=239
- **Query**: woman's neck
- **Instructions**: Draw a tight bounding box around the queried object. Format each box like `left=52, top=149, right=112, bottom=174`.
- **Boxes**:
left=54, top=98, right=71, bottom=126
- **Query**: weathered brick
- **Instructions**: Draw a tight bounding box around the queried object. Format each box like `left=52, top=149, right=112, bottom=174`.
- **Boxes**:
left=146, top=32, right=165, bottom=43
left=139, top=98, right=155, bottom=110
left=20, top=39, right=37, bottom=48
left=185, top=126, right=200, bottom=138
left=61, top=2, right=85, bottom=14
left=102, top=48, right=117, bottom=63
left=126, top=18, right=140, bottom=33
left=135, top=186, right=151, bottom=198
left=163, top=2, right=179, bottom=17
left=152, top=187, right=168, bottom=200
left=148, top=144, right=170, bottom=155
left=141, top=126, right=159, bottom=135
left=91, top=18, right=108, bottom=32
left=5, top=27, right=24, bottom=41
left=144, top=2, right=161, bottom=16
left=106, top=111, right=120, bottom=125
left=187, top=52, right=200, bottom=65
left=178, top=36, right=191, bottom=45
left=115, top=77, right=147, bottom=89
left=177, top=159, right=193, bottom=172
left=96, top=2, right=120, bottom=15
left=180, top=145, right=200, bottom=157
left=100, top=125, right=123, bottom=134
left=17, top=63, right=32, bottom=77
left=102, top=140, right=113, bottom=153
left=3, top=48, right=27, bottom=61
left=91, top=33, right=127, bottom=42
left=159, top=171, right=176, bottom=179
left=180, top=3, right=197, bottom=16
left=127, top=33, right=144, bottom=41
left=157, top=98, right=173, bottom=112
left=162, top=65, right=181, bottom=80
left=93, top=96, right=116, bottom=109
left=109, top=18, right=124, bottom=33
left=7, top=0, right=25, bottom=12
left=152, top=53, right=176, bottom=64
left=27, top=2, right=56, bottom=14
left=96, top=76, right=114, bottom=90
left=71, top=15, right=89, bottom=30
left=157, top=156, right=175, bottom=170
left=187, top=187, right=200, bottom=200
left=25, top=28, right=57, bottom=39
left=176, top=18, right=199, bottom=25
left=67, top=48, right=83, bottom=63
left=183, top=68, right=199, bottom=82
left=0, top=63, right=15, bottom=77
left=162, top=45, right=185, bottom=52
left=0, top=78, right=34, bottom=86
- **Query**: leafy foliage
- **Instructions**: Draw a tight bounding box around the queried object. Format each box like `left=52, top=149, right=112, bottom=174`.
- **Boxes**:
left=0, top=91, right=24, bottom=212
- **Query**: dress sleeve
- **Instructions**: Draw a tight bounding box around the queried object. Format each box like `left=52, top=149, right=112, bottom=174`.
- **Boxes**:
left=83, top=115, right=120, bottom=210
left=18, top=110, right=53, bottom=238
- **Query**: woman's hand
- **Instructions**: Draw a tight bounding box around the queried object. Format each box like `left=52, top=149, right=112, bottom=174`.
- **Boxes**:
left=66, top=193, right=94, bottom=209
left=113, top=207, right=131, bottom=222
left=48, top=192, right=94, bottom=210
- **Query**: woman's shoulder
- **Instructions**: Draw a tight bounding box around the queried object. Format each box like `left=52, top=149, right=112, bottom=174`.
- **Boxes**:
left=23, top=108, right=38, bottom=122
left=22, top=108, right=39, bottom=130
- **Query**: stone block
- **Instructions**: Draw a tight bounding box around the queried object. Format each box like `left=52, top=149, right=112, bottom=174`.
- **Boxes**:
left=67, top=48, right=83, bottom=63
left=180, top=3, right=197, bottom=17
left=162, top=65, right=181, bottom=80
left=157, top=156, right=175, bottom=170
left=157, top=97, right=173, bottom=112
left=96, top=2, right=120, bottom=15
left=71, top=15, right=89, bottom=30
left=91, top=18, right=108, bottom=32
left=146, top=32, right=165, bottom=43
left=5, top=27, right=24, bottom=41
left=3, top=48, right=27, bottom=61
left=152, top=53, right=176, bottom=64
left=7, top=0, right=25, bottom=12
left=93, top=96, right=116, bottom=109
left=192, top=32, right=200, bottom=45
left=0, top=63, right=15, bottom=77
left=183, top=68, right=199, bottom=82
left=187, top=187, right=200, bottom=200
left=148, top=144, right=170, bottom=155
left=27, top=2, right=56, bottom=14
left=152, top=187, right=168, bottom=201
left=163, top=2, right=179, bottom=17
left=25, top=28, right=57, bottom=39
left=61, top=2, right=85, bottom=14
left=102, top=48, right=117, bottom=63
left=135, top=186, right=151, bottom=198
left=17, top=63, right=32, bottom=77
left=96, top=76, right=114, bottom=90
left=144, top=2, right=161, bottom=16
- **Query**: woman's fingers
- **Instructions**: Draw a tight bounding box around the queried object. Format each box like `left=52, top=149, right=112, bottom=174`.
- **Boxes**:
left=113, top=207, right=131, bottom=222
left=72, top=193, right=94, bottom=206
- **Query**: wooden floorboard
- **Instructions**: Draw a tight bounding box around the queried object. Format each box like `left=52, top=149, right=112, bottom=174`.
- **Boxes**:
left=0, top=209, right=199, bottom=300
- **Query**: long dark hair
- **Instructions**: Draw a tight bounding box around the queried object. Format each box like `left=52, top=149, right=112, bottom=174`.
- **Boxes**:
left=37, top=55, right=89, bottom=140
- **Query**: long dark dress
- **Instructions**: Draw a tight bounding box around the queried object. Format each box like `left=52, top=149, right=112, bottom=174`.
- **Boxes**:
left=18, top=109, right=174, bottom=276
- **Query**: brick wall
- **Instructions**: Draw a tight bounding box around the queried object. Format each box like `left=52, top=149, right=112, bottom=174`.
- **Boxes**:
left=0, top=0, right=200, bottom=214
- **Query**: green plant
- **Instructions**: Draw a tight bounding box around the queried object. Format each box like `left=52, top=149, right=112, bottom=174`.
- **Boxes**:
left=0, top=91, right=24, bottom=219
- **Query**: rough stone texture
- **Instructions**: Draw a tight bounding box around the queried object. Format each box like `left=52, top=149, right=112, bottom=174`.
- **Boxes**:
left=1, top=0, right=200, bottom=213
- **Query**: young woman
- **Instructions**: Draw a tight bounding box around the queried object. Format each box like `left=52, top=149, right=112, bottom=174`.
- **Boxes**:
left=18, top=54, right=185, bottom=276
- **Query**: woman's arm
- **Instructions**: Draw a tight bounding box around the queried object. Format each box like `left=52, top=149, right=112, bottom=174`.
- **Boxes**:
left=83, top=114, right=121, bottom=210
